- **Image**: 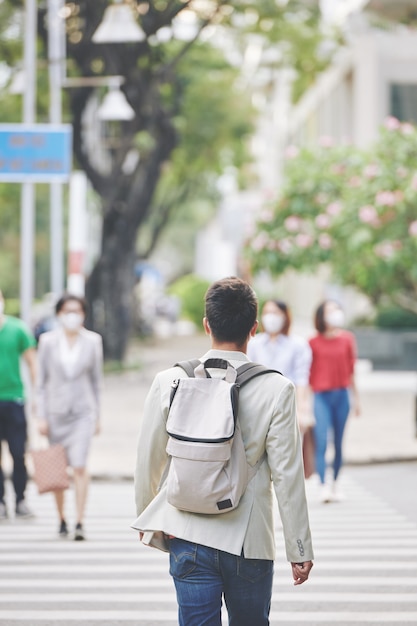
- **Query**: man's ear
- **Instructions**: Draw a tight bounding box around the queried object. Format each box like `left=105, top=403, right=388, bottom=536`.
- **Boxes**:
left=250, top=320, right=258, bottom=338
left=203, top=317, right=211, bottom=336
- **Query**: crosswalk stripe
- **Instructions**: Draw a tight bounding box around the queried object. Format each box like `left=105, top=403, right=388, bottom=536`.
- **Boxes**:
left=0, top=591, right=416, bottom=603
left=1, top=561, right=416, bottom=573
left=1, top=547, right=416, bottom=561
left=0, top=576, right=416, bottom=588
left=0, top=610, right=416, bottom=622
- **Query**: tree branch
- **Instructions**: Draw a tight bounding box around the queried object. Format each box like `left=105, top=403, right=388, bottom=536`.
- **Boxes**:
left=157, top=0, right=230, bottom=77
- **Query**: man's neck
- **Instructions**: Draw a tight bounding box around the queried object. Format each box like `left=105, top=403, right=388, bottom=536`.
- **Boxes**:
left=210, top=340, right=247, bottom=354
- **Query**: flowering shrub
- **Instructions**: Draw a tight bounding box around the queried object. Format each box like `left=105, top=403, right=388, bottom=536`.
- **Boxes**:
left=246, top=118, right=417, bottom=313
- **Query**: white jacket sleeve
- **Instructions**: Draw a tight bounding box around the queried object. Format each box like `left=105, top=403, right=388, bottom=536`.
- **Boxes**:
left=266, top=381, right=314, bottom=562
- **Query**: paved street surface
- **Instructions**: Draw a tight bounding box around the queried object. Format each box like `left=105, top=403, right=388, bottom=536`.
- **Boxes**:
left=1, top=469, right=417, bottom=626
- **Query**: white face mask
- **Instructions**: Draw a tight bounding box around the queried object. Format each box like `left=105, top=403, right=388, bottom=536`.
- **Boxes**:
left=262, top=313, right=285, bottom=335
left=59, top=312, right=84, bottom=331
left=324, top=309, right=345, bottom=329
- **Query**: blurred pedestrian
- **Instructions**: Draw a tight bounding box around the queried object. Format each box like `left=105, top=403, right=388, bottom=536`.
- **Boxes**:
left=248, top=299, right=315, bottom=476
left=309, top=300, right=360, bottom=503
left=0, top=289, right=37, bottom=520
left=36, top=294, right=103, bottom=539
left=133, top=278, right=313, bottom=626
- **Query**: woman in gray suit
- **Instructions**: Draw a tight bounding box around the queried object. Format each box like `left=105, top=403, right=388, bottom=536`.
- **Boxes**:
left=36, top=294, right=103, bottom=540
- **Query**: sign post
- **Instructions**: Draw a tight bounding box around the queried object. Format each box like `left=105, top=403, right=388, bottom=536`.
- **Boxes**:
left=0, top=124, right=72, bottom=323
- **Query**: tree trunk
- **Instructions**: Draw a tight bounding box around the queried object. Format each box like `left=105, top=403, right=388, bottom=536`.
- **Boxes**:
left=85, top=213, right=136, bottom=361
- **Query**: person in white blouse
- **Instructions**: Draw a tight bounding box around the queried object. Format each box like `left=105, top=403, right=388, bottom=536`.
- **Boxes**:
left=36, top=294, right=103, bottom=540
left=248, top=299, right=314, bottom=474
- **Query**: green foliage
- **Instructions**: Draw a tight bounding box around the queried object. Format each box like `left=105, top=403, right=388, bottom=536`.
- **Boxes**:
left=140, top=41, right=255, bottom=260
left=246, top=119, right=417, bottom=314
left=4, top=298, right=20, bottom=317
left=375, top=307, right=417, bottom=329
left=168, top=274, right=211, bottom=328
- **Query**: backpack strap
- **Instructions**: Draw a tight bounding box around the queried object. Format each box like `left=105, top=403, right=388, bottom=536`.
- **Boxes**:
left=174, top=359, right=201, bottom=378
left=174, top=360, right=281, bottom=384
left=237, top=363, right=282, bottom=478
left=236, top=362, right=281, bottom=387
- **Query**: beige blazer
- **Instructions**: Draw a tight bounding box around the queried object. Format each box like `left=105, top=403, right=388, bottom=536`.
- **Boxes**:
left=36, top=328, right=103, bottom=420
left=133, top=349, right=314, bottom=563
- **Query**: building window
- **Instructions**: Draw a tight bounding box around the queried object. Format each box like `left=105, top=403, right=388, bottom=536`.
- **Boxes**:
left=390, top=84, right=417, bottom=123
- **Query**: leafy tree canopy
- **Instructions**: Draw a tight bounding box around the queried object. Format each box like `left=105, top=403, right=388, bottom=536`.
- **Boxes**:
left=246, top=118, right=417, bottom=314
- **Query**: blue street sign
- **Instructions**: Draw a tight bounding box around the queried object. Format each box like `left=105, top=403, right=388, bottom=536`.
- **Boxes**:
left=0, top=124, right=72, bottom=182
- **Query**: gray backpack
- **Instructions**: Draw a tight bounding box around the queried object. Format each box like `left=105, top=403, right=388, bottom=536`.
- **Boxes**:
left=164, top=358, right=278, bottom=515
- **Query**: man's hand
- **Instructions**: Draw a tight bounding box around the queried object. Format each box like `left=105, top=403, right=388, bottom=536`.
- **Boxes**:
left=291, top=561, right=313, bottom=586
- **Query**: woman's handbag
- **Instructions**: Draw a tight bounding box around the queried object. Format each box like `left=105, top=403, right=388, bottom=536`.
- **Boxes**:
left=30, top=444, right=70, bottom=494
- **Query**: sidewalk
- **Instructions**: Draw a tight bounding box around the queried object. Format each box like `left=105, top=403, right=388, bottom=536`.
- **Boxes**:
left=87, top=333, right=417, bottom=480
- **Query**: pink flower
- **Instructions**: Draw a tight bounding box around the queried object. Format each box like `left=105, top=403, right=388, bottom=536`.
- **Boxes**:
left=326, top=201, right=343, bottom=216
left=259, top=209, right=274, bottom=223
left=411, top=173, right=417, bottom=191
left=318, top=135, right=334, bottom=148
left=401, top=123, right=414, bottom=135
left=251, top=232, right=269, bottom=252
left=384, top=116, right=401, bottom=131
left=277, top=238, right=293, bottom=254
left=295, top=233, right=313, bottom=249
left=263, top=189, right=276, bottom=201
left=284, top=145, right=299, bottom=159
left=394, top=190, right=404, bottom=202
left=284, top=216, right=302, bottom=232
left=376, top=191, right=396, bottom=206
left=331, top=163, right=345, bottom=175
left=363, top=164, right=379, bottom=179
left=359, top=205, right=379, bottom=225
left=374, top=240, right=402, bottom=259
left=315, top=213, right=331, bottom=229
left=318, top=233, right=332, bottom=249
left=348, top=176, right=361, bottom=188
left=409, top=221, right=417, bottom=236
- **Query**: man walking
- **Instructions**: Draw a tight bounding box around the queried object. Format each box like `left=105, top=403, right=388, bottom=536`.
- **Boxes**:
left=0, top=290, right=37, bottom=519
left=133, top=277, right=313, bottom=626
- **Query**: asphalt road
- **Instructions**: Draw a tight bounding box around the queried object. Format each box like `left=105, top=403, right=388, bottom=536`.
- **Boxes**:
left=348, top=461, right=417, bottom=525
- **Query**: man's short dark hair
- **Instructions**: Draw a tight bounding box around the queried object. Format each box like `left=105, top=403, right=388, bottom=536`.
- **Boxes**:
left=205, top=277, right=258, bottom=346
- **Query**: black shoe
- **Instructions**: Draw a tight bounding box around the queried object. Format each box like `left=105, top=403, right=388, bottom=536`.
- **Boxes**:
left=59, top=519, right=68, bottom=538
left=74, top=522, right=85, bottom=541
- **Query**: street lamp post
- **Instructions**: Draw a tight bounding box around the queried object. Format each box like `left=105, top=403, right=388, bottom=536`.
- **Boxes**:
left=48, top=0, right=65, bottom=297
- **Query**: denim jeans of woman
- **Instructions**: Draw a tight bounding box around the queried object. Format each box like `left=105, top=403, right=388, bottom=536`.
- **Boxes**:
left=169, top=537, right=274, bottom=626
left=313, top=388, right=350, bottom=484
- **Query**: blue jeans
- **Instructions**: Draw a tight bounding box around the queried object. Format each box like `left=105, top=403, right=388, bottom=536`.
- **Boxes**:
left=0, top=401, right=28, bottom=503
left=313, top=388, right=350, bottom=484
left=169, top=538, right=274, bottom=626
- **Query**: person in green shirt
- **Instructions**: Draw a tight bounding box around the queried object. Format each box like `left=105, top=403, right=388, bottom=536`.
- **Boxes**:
left=0, top=290, right=37, bottom=520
